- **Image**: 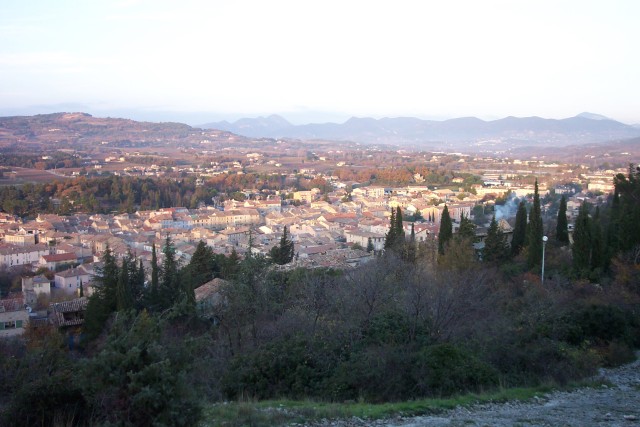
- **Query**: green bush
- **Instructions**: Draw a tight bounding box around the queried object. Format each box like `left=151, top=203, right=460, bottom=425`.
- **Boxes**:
left=221, top=335, right=336, bottom=400
left=566, top=305, right=636, bottom=346
left=79, top=311, right=202, bottom=427
left=325, top=346, right=415, bottom=402
left=412, top=344, right=499, bottom=397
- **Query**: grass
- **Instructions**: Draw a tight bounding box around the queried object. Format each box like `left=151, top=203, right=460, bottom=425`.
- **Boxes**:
left=199, top=382, right=595, bottom=427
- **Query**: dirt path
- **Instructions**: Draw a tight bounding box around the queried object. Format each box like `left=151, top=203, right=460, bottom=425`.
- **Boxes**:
left=317, top=356, right=640, bottom=427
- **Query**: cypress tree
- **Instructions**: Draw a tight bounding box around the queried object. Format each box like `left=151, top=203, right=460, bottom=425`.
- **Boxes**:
left=457, top=213, right=476, bottom=241
left=158, top=236, right=179, bottom=310
left=405, top=222, right=417, bottom=262
left=572, top=201, right=592, bottom=275
left=527, top=180, right=544, bottom=268
left=366, top=237, right=374, bottom=253
left=556, top=195, right=569, bottom=245
left=221, top=248, right=240, bottom=279
left=83, top=245, right=119, bottom=339
left=590, top=206, right=604, bottom=272
left=484, top=215, right=508, bottom=264
left=511, top=200, right=527, bottom=256
left=148, top=242, right=160, bottom=308
left=189, top=240, right=215, bottom=286
left=396, top=206, right=405, bottom=242
left=606, top=187, right=621, bottom=256
left=116, top=256, right=134, bottom=311
left=438, top=205, right=453, bottom=255
left=384, top=208, right=397, bottom=250
left=269, top=226, right=294, bottom=265
left=616, top=165, right=640, bottom=252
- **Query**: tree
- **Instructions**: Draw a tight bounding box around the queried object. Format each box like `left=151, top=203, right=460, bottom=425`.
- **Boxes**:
left=526, top=180, right=543, bottom=269
left=457, top=213, right=476, bottom=242
left=572, top=201, right=592, bottom=275
left=80, top=311, right=202, bottom=426
left=395, top=206, right=405, bottom=243
left=483, top=215, right=508, bottom=264
left=366, top=237, right=374, bottom=253
left=158, top=236, right=180, bottom=310
left=116, top=255, right=134, bottom=312
left=556, top=195, right=569, bottom=245
left=404, top=223, right=417, bottom=263
left=269, top=226, right=295, bottom=265
left=438, top=205, right=453, bottom=255
left=188, top=240, right=216, bottom=286
left=148, top=243, right=160, bottom=309
left=614, top=165, right=640, bottom=252
left=511, top=200, right=527, bottom=256
left=590, top=206, right=604, bottom=273
left=384, top=208, right=398, bottom=250
left=83, top=246, right=119, bottom=340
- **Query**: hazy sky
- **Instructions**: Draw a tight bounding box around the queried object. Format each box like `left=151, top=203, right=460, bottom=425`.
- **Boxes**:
left=1, top=0, right=639, bottom=124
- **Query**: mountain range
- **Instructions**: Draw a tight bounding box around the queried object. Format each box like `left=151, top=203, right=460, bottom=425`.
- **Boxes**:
left=200, top=113, right=640, bottom=150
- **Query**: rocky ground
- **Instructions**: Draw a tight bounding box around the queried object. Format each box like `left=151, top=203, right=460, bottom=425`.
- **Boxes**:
left=310, top=356, right=640, bottom=427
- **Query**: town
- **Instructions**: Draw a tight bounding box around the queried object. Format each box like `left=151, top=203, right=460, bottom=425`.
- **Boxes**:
left=0, top=156, right=623, bottom=336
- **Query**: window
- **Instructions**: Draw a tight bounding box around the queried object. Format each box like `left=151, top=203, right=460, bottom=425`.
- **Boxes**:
left=1, top=321, right=16, bottom=330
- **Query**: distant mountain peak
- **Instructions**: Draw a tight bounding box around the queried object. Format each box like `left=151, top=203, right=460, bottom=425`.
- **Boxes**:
left=577, top=112, right=612, bottom=121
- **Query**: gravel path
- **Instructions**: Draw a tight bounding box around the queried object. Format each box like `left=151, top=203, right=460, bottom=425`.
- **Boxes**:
left=313, top=356, right=640, bottom=427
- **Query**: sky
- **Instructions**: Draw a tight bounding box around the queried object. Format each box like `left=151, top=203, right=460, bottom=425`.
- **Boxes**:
left=1, top=0, right=639, bottom=125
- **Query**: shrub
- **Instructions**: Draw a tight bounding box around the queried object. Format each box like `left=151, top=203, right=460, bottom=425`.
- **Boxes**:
left=412, top=343, right=498, bottom=397
left=79, top=311, right=202, bottom=427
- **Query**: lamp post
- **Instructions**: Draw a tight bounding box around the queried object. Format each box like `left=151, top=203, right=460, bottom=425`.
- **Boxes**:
left=541, top=235, right=548, bottom=285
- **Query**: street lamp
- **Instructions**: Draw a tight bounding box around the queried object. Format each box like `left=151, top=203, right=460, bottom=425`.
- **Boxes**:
left=541, top=235, right=548, bottom=285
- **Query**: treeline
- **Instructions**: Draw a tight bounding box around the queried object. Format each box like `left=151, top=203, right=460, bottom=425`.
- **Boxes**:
left=0, top=175, right=218, bottom=216
left=0, top=152, right=83, bottom=170
left=0, top=173, right=334, bottom=217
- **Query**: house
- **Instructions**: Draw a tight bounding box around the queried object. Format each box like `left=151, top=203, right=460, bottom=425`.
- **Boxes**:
left=0, top=296, right=29, bottom=338
left=21, top=274, right=52, bottom=305
left=50, top=297, right=88, bottom=328
left=3, top=230, right=37, bottom=246
left=40, top=252, right=78, bottom=270
left=54, top=265, right=93, bottom=293
left=0, top=243, right=50, bottom=268
left=194, top=278, right=227, bottom=320
left=344, top=230, right=385, bottom=252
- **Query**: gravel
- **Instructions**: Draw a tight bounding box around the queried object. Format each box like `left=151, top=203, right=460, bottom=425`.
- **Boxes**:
left=307, top=355, right=640, bottom=427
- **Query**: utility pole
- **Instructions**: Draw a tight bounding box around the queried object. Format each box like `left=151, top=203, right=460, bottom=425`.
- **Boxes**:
left=541, top=235, right=548, bottom=285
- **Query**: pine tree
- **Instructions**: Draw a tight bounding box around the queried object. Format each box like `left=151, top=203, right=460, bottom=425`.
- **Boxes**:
left=556, top=195, right=569, bottom=245
left=438, top=205, right=453, bottom=255
left=526, top=180, right=544, bottom=268
left=483, top=215, right=508, bottom=264
left=572, top=201, right=592, bottom=275
left=511, top=200, right=527, bottom=256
